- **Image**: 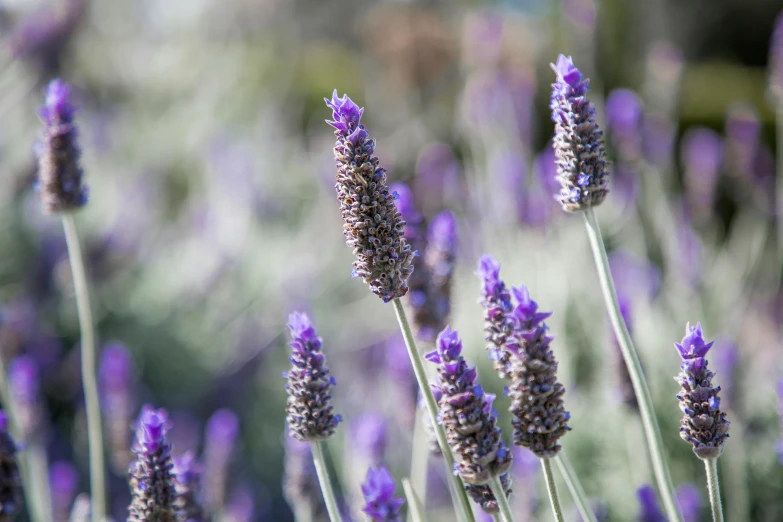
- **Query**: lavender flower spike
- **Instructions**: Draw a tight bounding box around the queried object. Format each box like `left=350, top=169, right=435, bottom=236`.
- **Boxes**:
left=0, top=412, right=22, bottom=522
left=507, top=286, right=570, bottom=458
left=285, top=312, right=342, bottom=441
left=325, top=91, right=415, bottom=302
left=36, top=79, right=88, bottom=214
left=172, top=451, right=207, bottom=522
left=127, top=405, right=177, bottom=522
left=361, top=467, right=405, bottom=522
left=549, top=55, right=610, bottom=212
left=476, top=255, right=514, bottom=380
left=674, top=323, right=730, bottom=460
left=423, top=210, right=458, bottom=338
left=426, top=327, right=513, bottom=484
left=204, top=408, right=239, bottom=511
left=50, top=461, right=79, bottom=522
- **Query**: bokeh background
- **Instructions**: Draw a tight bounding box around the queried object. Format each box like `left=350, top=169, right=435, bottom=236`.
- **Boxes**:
left=1, top=0, right=783, bottom=520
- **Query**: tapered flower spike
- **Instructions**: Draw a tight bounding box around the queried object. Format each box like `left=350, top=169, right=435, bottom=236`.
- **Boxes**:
left=465, top=473, right=512, bottom=514
left=506, top=286, right=570, bottom=458
left=172, top=451, right=207, bottom=522
left=284, top=312, right=342, bottom=441
left=325, top=91, right=415, bottom=302
left=361, top=467, right=405, bottom=522
left=674, top=323, right=729, bottom=460
left=476, top=255, right=515, bottom=380
left=127, top=405, right=177, bottom=522
left=36, top=79, right=88, bottom=214
left=426, top=327, right=513, bottom=485
left=549, top=55, right=610, bottom=212
left=424, top=210, right=458, bottom=337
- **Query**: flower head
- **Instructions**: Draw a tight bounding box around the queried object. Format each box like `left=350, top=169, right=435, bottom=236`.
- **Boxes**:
left=476, top=255, right=515, bottom=379
left=549, top=55, right=609, bottom=212
left=50, top=461, right=78, bottom=522
left=325, top=91, right=414, bottom=302
left=637, top=485, right=665, bottom=522
left=674, top=323, right=730, bottom=460
left=172, top=451, right=207, bottom=522
left=350, top=413, right=388, bottom=466
left=36, top=79, right=88, bottom=213
left=361, top=467, right=405, bottom=522
left=427, top=327, right=513, bottom=484
left=99, top=342, right=135, bottom=472
left=681, top=127, right=723, bottom=214
left=285, top=312, right=342, bottom=441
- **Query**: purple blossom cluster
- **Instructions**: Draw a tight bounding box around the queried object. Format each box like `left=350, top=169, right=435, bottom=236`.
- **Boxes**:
left=361, top=467, right=405, bottom=522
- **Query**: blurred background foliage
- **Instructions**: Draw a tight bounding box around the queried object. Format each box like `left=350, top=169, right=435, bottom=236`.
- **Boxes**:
left=1, top=0, right=783, bottom=520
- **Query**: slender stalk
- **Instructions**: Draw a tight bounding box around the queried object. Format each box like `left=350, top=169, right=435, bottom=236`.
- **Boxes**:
left=292, top=504, right=314, bottom=522
left=704, top=458, right=724, bottom=522
left=310, top=441, right=344, bottom=522
left=26, top=441, right=52, bottom=522
left=488, top=474, right=515, bottom=522
left=402, top=477, right=426, bottom=522
left=61, top=214, right=106, bottom=522
left=407, top=407, right=429, bottom=522
left=553, top=453, right=598, bottom=522
left=582, top=208, right=683, bottom=522
left=541, top=459, right=565, bottom=522
left=392, top=299, right=476, bottom=522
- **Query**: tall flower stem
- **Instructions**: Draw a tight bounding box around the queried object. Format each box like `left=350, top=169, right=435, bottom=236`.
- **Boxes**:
left=553, top=453, right=598, bottom=522
left=488, top=474, right=515, bottom=522
left=310, top=441, right=344, bottom=522
left=582, top=207, right=682, bottom=522
left=408, top=402, right=429, bottom=522
left=392, top=299, right=476, bottom=522
left=402, top=477, right=425, bottom=522
left=61, top=214, right=106, bottom=522
left=541, top=459, right=565, bottom=522
left=704, top=458, right=724, bottom=522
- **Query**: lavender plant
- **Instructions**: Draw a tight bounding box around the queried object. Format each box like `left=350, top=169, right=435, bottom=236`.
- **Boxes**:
left=203, top=409, right=239, bottom=514
left=674, top=323, right=728, bottom=522
left=325, top=91, right=475, bottom=522
left=36, top=78, right=105, bottom=522
left=549, top=54, right=682, bottom=522
left=172, top=451, right=207, bottom=522
left=99, top=342, right=135, bottom=473
left=361, top=467, right=404, bottom=522
left=476, top=255, right=514, bottom=380
left=49, top=462, right=78, bottom=522
left=285, top=311, right=343, bottom=522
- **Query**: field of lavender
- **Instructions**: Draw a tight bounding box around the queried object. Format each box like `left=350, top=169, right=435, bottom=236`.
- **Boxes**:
left=1, top=0, right=783, bottom=521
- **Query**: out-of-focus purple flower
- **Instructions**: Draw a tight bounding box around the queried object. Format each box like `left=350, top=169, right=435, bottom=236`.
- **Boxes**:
left=681, top=127, right=724, bottom=215
left=326, top=91, right=414, bottom=303
left=641, top=114, right=675, bottom=168
left=283, top=437, right=324, bottom=520
left=674, top=323, right=729, bottom=460
left=9, top=355, right=43, bottom=438
left=421, top=210, right=458, bottom=341
left=99, top=342, right=135, bottom=472
left=350, top=414, right=387, bottom=466
left=50, top=461, right=78, bottom=522
left=549, top=55, right=609, bottom=212
left=675, top=213, right=702, bottom=286
left=563, top=0, right=597, bottom=30
left=128, top=405, right=176, bottom=522
left=770, top=13, right=783, bottom=102
left=36, top=79, right=88, bottom=213
left=712, top=337, right=739, bottom=411
left=224, top=485, right=255, bottom=522
left=637, top=485, right=665, bottom=522
left=477, top=255, right=514, bottom=379
left=427, top=327, right=513, bottom=483
left=361, top=467, right=405, bottom=522
left=461, top=11, right=504, bottom=67
left=0, top=411, right=22, bottom=522
left=204, top=408, right=240, bottom=512
left=605, top=89, right=643, bottom=161
left=724, top=103, right=760, bottom=181
left=415, top=143, right=462, bottom=211
left=675, top=483, right=702, bottom=522
left=172, top=451, right=207, bottom=522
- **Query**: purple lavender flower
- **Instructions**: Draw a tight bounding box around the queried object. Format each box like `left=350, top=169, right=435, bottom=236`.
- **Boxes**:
left=637, top=485, right=665, bottom=522
left=605, top=88, right=643, bottom=161
left=0, top=412, right=22, bottom=522
left=609, top=250, right=660, bottom=301
left=549, top=55, right=609, bottom=212
left=681, top=127, right=723, bottom=215
left=128, top=405, right=177, bottom=522
left=361, top=467, right=405, bottom=522
left=285, top=312, right=342, bottom=441
left=225, top=486, right=255, bottom=522
left=172, top=451, right=207, bottom=522
left=99, top=342, right=135, bottom=472
left=426, top=327, right=513, bottom=484
left=9, top=355, right=43, bottom=438
left=674, top=323, right=730, bottom=460
left=476, top=255, right=514, bottom=379
left=465, top=473, right=512, bottom=514
left=325, top=91, right=414, bottom=302
left=204, top=408, right=239, bottom=512
left=349, top=413, right=387, bottom=466
left=283, top=437, right=325, bottom=520
left=36, top=79, right=88, bottom=214
left=675, top=483, right=702, bottom=522
left=641, top=114, right=675, bottom=168
left=770, top=13, right=783, bottom=103
left=507, top=286, right=570, bottom=457
left=422, top=210, right=458, bottom=340
left=50, top=461, right=79, bottom=522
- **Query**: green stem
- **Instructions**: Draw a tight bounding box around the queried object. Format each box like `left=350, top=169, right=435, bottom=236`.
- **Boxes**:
left=541, top=459, right=565, bottom=522
left=488, top=474, right=515, bottom=522
left=553, top=453, right=598, bottom=522
left=61, top=214, right=106, bottom=522
left=704, top=458, right=724, bottom=522
left=310, top=441, right=344, bottom=522
left=407, top=407, right=429, bottom=522
left=582, top=208, right=683, bottom=522
left=392, top=299, right=476, bottom=522
left=402, top=477, right=426, bottom=522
